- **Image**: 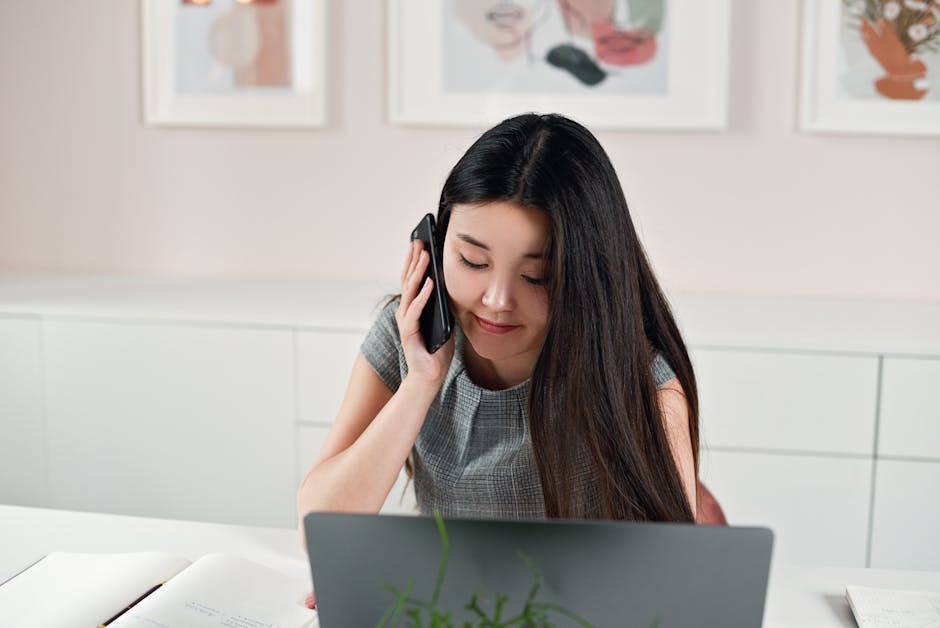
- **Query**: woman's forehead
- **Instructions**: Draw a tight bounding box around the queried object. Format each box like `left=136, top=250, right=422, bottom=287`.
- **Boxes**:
left=449, top=201, right=549, bottom=253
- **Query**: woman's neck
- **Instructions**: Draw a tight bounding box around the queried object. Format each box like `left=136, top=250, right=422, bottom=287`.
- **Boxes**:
left=463, top=340, right=537, bottom=390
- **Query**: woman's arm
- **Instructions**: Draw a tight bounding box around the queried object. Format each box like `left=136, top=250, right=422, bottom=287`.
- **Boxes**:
left=297, top=240, right=454, bottom=532
left=658, top=378, right=698, bottom=517
left=295, top=353, right=437, bottom=517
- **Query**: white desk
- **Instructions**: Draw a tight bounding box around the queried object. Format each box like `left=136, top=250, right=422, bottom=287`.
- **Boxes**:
left=3, top=505, right=940, bottom=627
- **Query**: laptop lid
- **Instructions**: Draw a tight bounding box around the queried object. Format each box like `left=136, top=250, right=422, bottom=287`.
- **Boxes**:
left=304, top=512, right=773, bottom=628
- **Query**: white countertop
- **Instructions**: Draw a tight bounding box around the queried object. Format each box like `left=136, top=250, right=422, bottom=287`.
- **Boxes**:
left=3, top=504, right=940, bottom=628
left=1, top=273, right=938, bottom=355
left=0, top=504, right=309, bottom=584
left=0, top=274, right=394, bottom=331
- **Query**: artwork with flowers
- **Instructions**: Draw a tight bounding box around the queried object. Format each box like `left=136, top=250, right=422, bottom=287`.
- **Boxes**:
left=842, top=0, right=940, bottom=101
left=388, top=0, right=730, bottom=130
left=800, top=0, right=940, bottom=135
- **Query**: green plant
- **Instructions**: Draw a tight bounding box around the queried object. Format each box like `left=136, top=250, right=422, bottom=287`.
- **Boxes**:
left=378, top=510, right=641, bottom=628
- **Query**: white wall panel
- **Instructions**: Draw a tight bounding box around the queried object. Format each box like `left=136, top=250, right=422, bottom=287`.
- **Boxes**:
left=297, top=330, right=364, bottom=423
left=700, top=449, right=871, bottom=567
left=692, top=349, right=879, bottom=455
left=870, top=460, right=940, bottom=570
left=43, top=321, right=295, bottom=528
left=878, top=358, right=940, bottom=459
left=0, top=318, right=46, bottom=507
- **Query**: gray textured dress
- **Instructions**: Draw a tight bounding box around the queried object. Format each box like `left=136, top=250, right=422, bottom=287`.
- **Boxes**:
left=361, top=300, right=676, bottom=519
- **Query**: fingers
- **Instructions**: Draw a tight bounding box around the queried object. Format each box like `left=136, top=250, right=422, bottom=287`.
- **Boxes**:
left=400, top=246, right=430, bottom=310
left=406, top=276, right=433, bottom=322
left=400, top=240, right=417, bottom=286
left=408, top=243, right=422, bottom=286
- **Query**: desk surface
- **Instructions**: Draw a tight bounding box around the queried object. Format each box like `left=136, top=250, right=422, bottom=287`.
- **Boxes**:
left=3, top=504, right=940, bottom=627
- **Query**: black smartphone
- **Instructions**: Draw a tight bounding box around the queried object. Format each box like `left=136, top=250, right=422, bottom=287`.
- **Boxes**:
left=410, top=213, right=454, bottom=353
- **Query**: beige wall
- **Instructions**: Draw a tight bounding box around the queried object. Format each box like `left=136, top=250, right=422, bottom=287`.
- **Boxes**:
left=1, top=1, right=938, bottom=301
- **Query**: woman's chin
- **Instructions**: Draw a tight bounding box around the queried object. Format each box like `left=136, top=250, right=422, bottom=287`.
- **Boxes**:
left=464, top=326, right=526, bottom=362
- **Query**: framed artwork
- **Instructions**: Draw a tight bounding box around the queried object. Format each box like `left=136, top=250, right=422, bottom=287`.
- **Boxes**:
left=387, top=0, right=730, bottom=130
left=141, top=0, right=327, bottom=128
left=800, top=0, right=940, bottom=136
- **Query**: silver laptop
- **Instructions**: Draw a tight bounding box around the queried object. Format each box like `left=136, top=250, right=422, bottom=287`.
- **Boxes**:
left=304, top=512, right=773, bottom=627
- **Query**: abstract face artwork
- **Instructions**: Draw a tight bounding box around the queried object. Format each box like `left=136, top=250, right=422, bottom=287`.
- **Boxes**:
left=447, top=0, right=667, bottom=90
left=453, top=0, right=547, bottom=62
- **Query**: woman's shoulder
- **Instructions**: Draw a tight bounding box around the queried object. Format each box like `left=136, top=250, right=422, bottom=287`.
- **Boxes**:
left=360, top=297, right=406, bottom=391
left=651, top=351, right=677, bottom=388
left=369, top=297, right=401, bottom=338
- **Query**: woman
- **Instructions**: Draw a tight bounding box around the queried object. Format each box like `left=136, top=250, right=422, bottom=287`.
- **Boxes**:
left=297, top=113, right=698, bottom=531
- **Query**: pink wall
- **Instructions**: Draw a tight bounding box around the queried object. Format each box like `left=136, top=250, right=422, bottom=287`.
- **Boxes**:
left=1, top=1, right=938, bottom=301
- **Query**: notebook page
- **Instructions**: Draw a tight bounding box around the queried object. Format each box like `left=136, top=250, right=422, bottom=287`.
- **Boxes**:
left=0, top=552, right=191, bottom=628
left=110, top=553, right=318, bottom=628
left=846, top=585, right=940, bottom=628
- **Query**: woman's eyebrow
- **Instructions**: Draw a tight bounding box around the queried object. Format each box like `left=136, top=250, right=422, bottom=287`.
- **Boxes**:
left=456, top=233, right=545, bottom=259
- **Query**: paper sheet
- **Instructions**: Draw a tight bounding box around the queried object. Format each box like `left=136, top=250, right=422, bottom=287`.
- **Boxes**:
left=110, top=553, right=317, bottom=628
left=0, top=552, right=191, bottom=628
left=846, top=584, right=940, bottom=628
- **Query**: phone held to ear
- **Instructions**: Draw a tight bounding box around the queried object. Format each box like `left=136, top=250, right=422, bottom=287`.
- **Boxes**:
left=410, top=214, right=455, bottom=354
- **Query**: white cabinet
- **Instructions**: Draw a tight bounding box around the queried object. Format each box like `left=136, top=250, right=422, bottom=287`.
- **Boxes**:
left=296, top=330, right=364, bottom=423
left=295, top=328, right=417, bottom=516
left=0, top=317, right=46, bottom=507
left=692, top=347, right=880, bottom=567
left=692, top=349, right=879, bottom=455
left=870, top=460, right=940, bottom=570
left=42, top=321, right=296, bottom=528
left=878, top=358, right=940, bottom=458
left=2, top=278, right=938, bottom=570
left=700, top=449, right=872, bottom=567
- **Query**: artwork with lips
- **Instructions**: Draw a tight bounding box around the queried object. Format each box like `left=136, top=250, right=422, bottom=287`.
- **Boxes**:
left=840, top=0, right=940, bottom=101
left=445, top=0, right=668, bottom=92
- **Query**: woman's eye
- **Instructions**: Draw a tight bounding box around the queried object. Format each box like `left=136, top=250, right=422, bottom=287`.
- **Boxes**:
left=459, top=255, right=487, bottom=270
left=523, top=276, right=548, bottom=286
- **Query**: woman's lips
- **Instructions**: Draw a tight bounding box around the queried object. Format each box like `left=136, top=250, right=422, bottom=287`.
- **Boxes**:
left=474, top=314, right=521, bottom=334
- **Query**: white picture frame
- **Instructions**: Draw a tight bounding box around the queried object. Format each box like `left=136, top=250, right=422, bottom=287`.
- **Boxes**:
left=800, top=0, right=940, bottom=137
left=141, top=0, right=327, bottom=128
left=387, top=0, right=730, bottom=130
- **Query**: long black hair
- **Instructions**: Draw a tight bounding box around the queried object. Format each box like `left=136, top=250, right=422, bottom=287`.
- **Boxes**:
left=437, top=113, right=698, bottom=522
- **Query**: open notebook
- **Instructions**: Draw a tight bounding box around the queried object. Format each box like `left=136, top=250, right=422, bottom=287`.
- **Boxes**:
left=0, top=552, right=318, bottom=628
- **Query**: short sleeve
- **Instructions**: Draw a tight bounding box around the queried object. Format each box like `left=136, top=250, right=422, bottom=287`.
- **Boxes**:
left=651, top=352, right=677, bottom=388
left=360, top=299, right=407, bottom=392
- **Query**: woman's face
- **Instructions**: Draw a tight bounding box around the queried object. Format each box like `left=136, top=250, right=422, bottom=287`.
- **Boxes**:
left=442, top=201, right=551, bottom=367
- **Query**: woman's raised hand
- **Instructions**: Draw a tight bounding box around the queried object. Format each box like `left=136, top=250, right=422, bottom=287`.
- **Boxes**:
left=396, top=240, right=455, bottom=387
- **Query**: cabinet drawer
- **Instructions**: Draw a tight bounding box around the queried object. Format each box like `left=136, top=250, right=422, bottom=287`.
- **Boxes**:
left=0, top=318, right=46, bottom=507
left=297, top=330, right=364, bottom=423
left=878, top=358, right=940, bottom=458
left=42, top=321, right=295, bottom=528
left=296, top=424, right=417, bottom=516
left=870, top=460, right=940, bottom=570
left=692, top=349, right=879, bottom=455
left=699, top=449, right=871, bottom=567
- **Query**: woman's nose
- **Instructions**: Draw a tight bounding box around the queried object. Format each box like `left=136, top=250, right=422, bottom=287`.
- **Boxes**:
left=481, top=275, right=514, bottom=311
